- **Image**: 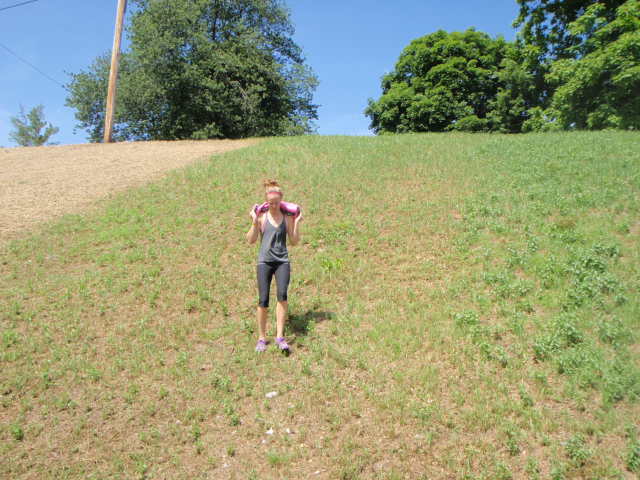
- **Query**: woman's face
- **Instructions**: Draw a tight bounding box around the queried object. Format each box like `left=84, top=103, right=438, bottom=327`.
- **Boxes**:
left=266, top=190, right=282, bottom=208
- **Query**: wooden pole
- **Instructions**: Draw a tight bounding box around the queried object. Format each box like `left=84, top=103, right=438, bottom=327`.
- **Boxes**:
left=103, top=0, right=127, bottom=143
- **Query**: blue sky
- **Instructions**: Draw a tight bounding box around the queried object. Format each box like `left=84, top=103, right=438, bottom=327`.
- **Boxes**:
left=0, top=0, right=520, bottom=146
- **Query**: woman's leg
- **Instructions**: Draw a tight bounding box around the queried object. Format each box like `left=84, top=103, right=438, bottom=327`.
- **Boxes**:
left=274, top=262, right=291, bottom=338
left=257, top=263, right=274, bottom=340
left=275, top=301, right=287, bottom=338
left=257, top=307, right=268, bottom=340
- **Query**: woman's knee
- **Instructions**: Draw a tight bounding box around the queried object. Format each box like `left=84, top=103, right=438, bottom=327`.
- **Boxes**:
left=258, top=284, right=270, bottom=307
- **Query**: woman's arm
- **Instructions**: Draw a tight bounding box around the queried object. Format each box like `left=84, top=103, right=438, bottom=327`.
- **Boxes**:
left=246, top=208, right=262, bottom=244
left=287, top=213, right=303, bottom=246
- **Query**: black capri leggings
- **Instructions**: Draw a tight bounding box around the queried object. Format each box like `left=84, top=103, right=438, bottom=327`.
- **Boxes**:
left=257, top=261, right=290, bottom=307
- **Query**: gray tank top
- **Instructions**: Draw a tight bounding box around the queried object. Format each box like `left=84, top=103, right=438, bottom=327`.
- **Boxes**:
left=257, top=214, right=289, bottom=263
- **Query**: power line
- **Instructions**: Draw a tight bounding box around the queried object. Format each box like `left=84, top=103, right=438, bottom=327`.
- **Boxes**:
left=0, top=0, right=68, bottom=91
left=0, top=41, right=69, bottom=91
left=0, top=0, right=39, bottom=12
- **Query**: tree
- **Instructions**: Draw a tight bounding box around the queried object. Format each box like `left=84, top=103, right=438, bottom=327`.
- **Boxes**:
left=65, top=0, right=318, bottom=142
left=486, top=43, right=540, bottom=133
left=513, top=0, right=630, bottom=110
left=9, top=104, right=59, bottom=147
left=364, top=29, right=534, bottom=134
left=521, top=0, right=640, bottom=131
left=514, top=0, right=627, bottom=60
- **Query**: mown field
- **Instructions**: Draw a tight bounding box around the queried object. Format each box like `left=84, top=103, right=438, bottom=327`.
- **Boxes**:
left=1, top=132, right=639, bottom=479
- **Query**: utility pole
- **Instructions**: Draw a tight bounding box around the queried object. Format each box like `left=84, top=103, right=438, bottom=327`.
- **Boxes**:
left=103, top=0, right=127, bottom=143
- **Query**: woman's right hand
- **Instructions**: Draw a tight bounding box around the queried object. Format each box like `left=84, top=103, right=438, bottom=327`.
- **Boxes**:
left=250, top=205, right=261, bottom=225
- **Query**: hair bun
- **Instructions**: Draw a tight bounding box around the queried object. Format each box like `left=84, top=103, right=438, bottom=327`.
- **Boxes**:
left=263, top=178, right=280, bottom=188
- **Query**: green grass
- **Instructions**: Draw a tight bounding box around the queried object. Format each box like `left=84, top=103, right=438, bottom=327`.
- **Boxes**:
left=1, top=131, right=639, bottom=479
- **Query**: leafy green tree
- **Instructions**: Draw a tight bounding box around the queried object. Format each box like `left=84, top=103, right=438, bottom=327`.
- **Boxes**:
left=9, top=104, right=59, bottom=146
left=365, top=29, right=534, bottom=134
left=487, top=43, right=539, bottom=133
left=514, top=0, right=627, bottom=60
left=522, top=0, right=640, bottom=131
left=513, top=0, right=635, bottom=123
left=65, top=0, right=318, bottom=142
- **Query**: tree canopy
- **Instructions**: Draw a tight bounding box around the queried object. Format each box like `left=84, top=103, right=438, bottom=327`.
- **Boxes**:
left=514, top=0, right=627, bottom=60
left=521, top=0, right=640, bottom=131
left=364, top=29, right=535, bottom=134
left=65, top=0, right=318, bottom=142
left=367, top=1, right=639, bottom=134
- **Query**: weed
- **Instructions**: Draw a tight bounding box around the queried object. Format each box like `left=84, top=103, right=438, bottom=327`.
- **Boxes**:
left=10, top=424, right=24, bottom=441
left=494, top=461, right=513, bottom=480
left=453, top=310, right=479, bottom=328
left=191, top=424, right=201, bottom=442
left=124, top=384, right=140, bottom=405
left=518, top=384, right=534, bottom=407
left=266, top=450, right=291, bottom=466
left=505, top=427, right=520, bottom=456
left=525, top=457, right=540, bottom=480
left=627, top=438, right=640, bottom=472
left=597, top=315, right=631, bottom=348
left=565, top=434, right=591, bottom=467
left=550, top=461, right=567, bottom=480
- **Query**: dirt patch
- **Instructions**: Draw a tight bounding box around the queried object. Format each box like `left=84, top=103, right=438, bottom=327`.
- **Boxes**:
left=0, top=138, right=259, bottom=243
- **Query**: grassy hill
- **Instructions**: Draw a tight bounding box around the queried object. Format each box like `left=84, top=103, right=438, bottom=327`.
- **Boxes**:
left=1, top=132, right=639, bottom=479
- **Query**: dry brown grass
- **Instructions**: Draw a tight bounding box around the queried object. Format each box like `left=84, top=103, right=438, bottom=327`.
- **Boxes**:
left=0, top=139, right=259, bottom=243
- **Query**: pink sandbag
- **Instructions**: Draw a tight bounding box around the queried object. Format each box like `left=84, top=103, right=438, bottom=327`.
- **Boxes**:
left=254, top=200, right=301, bottom=217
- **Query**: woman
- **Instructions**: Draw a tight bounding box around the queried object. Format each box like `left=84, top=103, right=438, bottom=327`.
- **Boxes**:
left=246, top=179, right=303, bottom=354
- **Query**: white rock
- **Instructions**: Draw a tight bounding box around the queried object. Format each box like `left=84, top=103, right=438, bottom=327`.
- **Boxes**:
left=265, top=391, right=278, bottom=398
left=266, top=428, right=274, bottom=435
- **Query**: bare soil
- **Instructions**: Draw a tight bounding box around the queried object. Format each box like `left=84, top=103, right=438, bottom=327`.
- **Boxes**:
left=0, top=139, right=258, bottom=243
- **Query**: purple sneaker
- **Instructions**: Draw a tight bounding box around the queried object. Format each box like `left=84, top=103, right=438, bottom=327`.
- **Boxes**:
left=275, top=337, right=290, bottom=354
left=255, top=338, right=268, bottom=353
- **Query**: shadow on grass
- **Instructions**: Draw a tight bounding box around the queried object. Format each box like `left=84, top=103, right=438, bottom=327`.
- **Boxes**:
left=287, top=310, right=334, bottom=337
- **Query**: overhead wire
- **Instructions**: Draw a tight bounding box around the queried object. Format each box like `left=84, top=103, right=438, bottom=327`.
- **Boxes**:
left=0, top=41, right=70, bottom=91
left=0, top=0, right=70, bottom=91
left=0, top=0, right=39, bottom=13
